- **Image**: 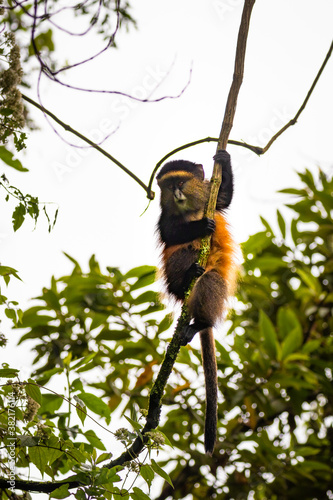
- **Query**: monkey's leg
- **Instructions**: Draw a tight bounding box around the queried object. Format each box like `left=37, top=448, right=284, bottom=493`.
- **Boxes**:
left=165, top=247, right=199, bottom=300
left=181, top=270, right=227, bottom=345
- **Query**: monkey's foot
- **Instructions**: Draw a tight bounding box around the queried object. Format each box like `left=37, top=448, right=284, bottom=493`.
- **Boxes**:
left=180, top=321, right=207, bottom=346
left=180, top=325, right=197, bottom=346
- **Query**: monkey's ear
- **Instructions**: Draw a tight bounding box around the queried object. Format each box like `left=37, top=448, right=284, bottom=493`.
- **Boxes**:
left=194, top=164, right=205, bottom=180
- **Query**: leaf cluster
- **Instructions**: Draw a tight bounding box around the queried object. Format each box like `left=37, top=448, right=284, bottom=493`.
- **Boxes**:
left=0, top=258, right=173, bottom=498
left=0, top=173, right=58, bottom=231
left=2, top=1, right=136, bottom=80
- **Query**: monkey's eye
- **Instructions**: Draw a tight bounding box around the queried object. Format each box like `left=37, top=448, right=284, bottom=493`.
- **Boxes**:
left=178, top=181, right=184, bottom=188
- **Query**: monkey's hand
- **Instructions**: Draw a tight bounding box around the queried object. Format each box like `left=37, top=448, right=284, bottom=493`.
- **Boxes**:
left=189, top=262, right=205, bottom=278
left=213, top=149, right=230, bottom=166
left=202, top=217, right=216, bottom=235
left=182, top=262, right=205, bottom=292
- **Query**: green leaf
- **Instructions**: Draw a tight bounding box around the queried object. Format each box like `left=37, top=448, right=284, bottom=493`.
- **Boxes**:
left=19, top=436, right=39, bottom=447
left=26, top=380, right=42, bottom=405
left=242, top=231, right=272, bottom=256
left=46, top=437, right=64, bottom=465
left=247, top=256, right=287, bottom=272
left=75, top=400, right=87, bottom=425
left=157, top=313, right=174, bottom=334
left=12, top=203, right=26, bottom=231
left=281, top=325, right=303, bottom=360
left=50, top=483, right=70, bottom=499
left=0, top=265, right=21, bottom=281
left=297, top=268, right=321, bottom=295
left=151, top=459, right=173, bottom=487
left=75, top=489, right=87, bottom=500
left=0, top=367, right=19, bottom=378
left=277, top=307, right=302, bottom=340
left=29, top=445, right=49, bottom=475
left=260, top=216, right=274, bottom=235
left=0, top=146, right=28, bottom=171
left=259, top=310, right=279, bottom=359
left=278, top=188, right=306, bottom=195
left=125, top=265, right=156, bottom=279
left=302, top=339, right=321, bottom=354
left=277, top=209, right=286, bottom=239
left=140, top=464, right=154, bottom=489
left=29, top=29, right=55, bottom=56
left=94, top=467, right=121, bottom=485
left=296, top=446, right=321, bottom=457
left=96, top=329, right=131, bottom=341
left=290, top=218, right=299, bottom=245
left=96, top=452, right=112, bottom=465
left=5, top=308, right=17, bottom=322
left=298, top=169, right=316, bottom=191
left=131, top=487, right=151, bottom=500
left=39, top=393, right=63, bottom=414
left=130, top=272, right=156, bottom=291
left=124, top=414, right=142, bottom=431
left=63, top=252, right=82, bottom=273
left=299, top=460, right=332, bottom=472
left=77, top=392, right=111, bottom=422
left=133, top=290, right=159, bottom=305
left=84, top=429, right=106, bottom=450
left=71, top=353, right=96, bottom=370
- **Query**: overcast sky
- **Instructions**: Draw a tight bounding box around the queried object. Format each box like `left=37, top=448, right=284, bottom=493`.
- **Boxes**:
left=2, top=0, right=333, bottom=375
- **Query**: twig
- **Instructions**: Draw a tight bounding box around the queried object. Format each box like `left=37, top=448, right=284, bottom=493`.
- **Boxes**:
left=259, top=39, right=333, bottom=153
left=21, top=93, right=154, bottom=199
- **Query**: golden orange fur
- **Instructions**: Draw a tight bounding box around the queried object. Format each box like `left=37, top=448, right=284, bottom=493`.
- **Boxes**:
left=161, top=212, right=237, bottom=298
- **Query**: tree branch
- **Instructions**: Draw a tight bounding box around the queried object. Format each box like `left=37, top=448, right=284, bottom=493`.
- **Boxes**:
left=21, top=93, right=155, bottom=199
left=259, top=38, right=333, bottom=154
left=147, top=37, right=333, bottom=188
left=200, top=0, right=256, bottom=267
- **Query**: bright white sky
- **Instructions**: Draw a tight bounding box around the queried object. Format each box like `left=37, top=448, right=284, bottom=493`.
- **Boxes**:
left=2, top=0, right=333, bottom=390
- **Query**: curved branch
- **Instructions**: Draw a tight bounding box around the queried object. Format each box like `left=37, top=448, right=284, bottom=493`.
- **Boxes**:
left=148, top=37, right=333, bottom=188
left=147, top=137, right=262, bottom=197
left=21, top=93, right=154, bottom=199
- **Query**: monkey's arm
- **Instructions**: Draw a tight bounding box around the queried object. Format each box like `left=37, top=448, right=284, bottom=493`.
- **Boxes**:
left=214, top=150, right=234, bottom=210
left=158, top=216, right=215, bottom=246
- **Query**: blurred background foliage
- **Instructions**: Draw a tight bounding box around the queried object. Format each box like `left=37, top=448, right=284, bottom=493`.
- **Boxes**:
left=1, top=167, right=332, bottom=499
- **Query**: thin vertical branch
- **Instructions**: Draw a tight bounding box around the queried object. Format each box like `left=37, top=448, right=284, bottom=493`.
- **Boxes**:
left=205, top=0, right=256, bottom=224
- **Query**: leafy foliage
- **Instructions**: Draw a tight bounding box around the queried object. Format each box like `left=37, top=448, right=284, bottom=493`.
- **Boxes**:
left=0, top=264, right=22, bottom=327
left=2, top=1, right=136, bottom=82
left=0, top=168, right=332, bottom=499
left=0, top=257, right=172, bottom=498
left=0, top=173, right=58, bottom=231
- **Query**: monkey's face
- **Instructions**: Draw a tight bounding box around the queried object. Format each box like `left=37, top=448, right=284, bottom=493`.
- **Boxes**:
left=158, top=173, right=206, bottom=216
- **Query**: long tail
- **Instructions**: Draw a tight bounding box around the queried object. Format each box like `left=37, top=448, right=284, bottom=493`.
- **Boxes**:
left=199, top=327, right=218, bottom=455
